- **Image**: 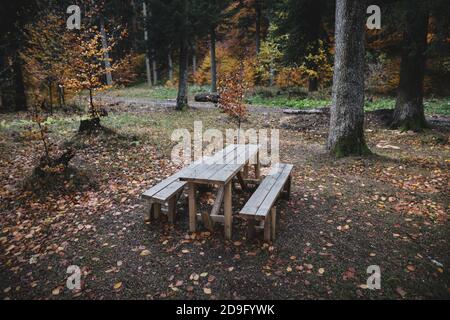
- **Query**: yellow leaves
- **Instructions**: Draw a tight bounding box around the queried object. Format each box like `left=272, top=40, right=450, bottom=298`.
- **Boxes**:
left=113, top=282, right=123, bottom=290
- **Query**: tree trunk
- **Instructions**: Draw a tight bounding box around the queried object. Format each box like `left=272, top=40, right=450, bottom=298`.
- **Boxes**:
left=100, top=17, right=113, bottom=86
left=176, top=0, right=189, bottom=110
left=308, top=77, right=318, bottom=92
left=255, top=0, right=261, bottom=55
left=13, top=56, right=27, bottom=111
left=142, top=1, right=152, bottom=86
left=168, top=51, right=173, bottom=82
left=327, top=0, right=369, bottom=157
left=391, top=1, right=428, bottom=131
left=152, top=57, right=158, bottom=85
left=192, top=45, right=197, bottom=74
left=48, top=82, right=53, bottom=114
left=210, top=28, right=217, bottom=93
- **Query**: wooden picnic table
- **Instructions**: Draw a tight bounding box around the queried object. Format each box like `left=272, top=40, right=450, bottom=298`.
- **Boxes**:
left=178, top=144, right=260, bottom=239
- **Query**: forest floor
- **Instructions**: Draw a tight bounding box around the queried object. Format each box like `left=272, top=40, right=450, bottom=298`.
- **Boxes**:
left=0, top=101, right=449, bottom=300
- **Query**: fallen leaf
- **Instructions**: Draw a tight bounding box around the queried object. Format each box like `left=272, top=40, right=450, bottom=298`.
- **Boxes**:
left=203, top=288, right=212, bottom=295
left=396, top=287, right=406, bottom=298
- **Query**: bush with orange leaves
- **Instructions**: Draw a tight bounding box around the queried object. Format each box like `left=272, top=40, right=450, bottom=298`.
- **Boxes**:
left=218, top=61, right=249, bottom=130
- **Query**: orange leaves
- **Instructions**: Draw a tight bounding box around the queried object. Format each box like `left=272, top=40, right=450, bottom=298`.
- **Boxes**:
left=218, top=61, right=249, bottom=122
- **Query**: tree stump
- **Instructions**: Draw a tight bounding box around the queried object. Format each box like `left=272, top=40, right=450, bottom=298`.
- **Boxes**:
left=79, top=117, right=101, bottom=132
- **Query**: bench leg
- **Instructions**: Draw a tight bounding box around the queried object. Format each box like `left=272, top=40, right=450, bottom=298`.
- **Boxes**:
left=271, top=206, right=276, bottom=240
left=188, top=182, right=197, bottom=233
left=264, top=213, right=271, bottom=242
left=284, top=175, right=291, bottom=200
left=153, top=202, right=161, bottom=219
left=144, top=201, right=153, bottom=222
left=224, top=181, right=232, bottom=240
left=167, top=197, right=176, bottom=224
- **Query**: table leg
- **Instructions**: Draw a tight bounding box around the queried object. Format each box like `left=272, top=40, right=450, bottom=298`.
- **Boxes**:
left=224, top=181, right=232, bottom=240
left=243, top=164, right=249, bottom=179
left=188, top=182, right=197, bottom=232
left=236, top=172, right=247, bottom=191
left=254, top=151, right=261, bottom=181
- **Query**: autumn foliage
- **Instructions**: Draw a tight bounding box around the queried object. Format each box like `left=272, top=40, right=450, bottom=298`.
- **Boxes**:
left=218, top=60, right=248, bottom=125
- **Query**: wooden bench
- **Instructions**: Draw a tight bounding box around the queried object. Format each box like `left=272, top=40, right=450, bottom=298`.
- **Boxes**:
left=141, top=172, right=187, bottom=223
left=239, top=163, right=293, bottom=242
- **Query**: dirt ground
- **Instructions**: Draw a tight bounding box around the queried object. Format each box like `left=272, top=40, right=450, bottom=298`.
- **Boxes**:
left=0, top=103, right=449, bottom=300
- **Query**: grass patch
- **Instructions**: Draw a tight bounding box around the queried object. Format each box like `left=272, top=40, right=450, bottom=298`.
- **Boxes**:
left=107, top=83, right=209, bottom=100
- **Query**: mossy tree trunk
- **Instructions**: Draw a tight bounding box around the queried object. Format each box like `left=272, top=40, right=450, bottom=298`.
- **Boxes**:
left=391, top=1, right=429, bottom=131
left=327, top=0, right=370, bottom=157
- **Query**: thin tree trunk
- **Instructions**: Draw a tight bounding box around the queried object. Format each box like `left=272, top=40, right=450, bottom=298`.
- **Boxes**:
left=176, top=0, right=189, bottom=110
left=308, top=77, right=318, bottom=92
left=13, top=56, right=27, bottom=111
left=269, top=65, right=274, bottom=86
left=327, top=0, right=369, bottom=157
left=192, top=45, right=197, bottom=74
left=89, top=88, right=95, bottom=118
left=210, top=28, right=217, bottom=93
left=168, top=51, right=173, bottom=82
left=152, top=57, right=158, bottom=85
left=100, top=17, right=113, bottom=86
left=391, top=1, right=428, bottom=131
left=142, top=1, right=152, bottom=86
left=48, top=82, right=53, bottom=114
left=130, top=0, right=139, bottom=51
left=255, top=0, right=261, bottom=55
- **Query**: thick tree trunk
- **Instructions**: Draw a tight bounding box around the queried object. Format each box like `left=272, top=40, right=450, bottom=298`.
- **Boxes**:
left=100, top=17, right=113, bottom=86
left=391, top=1, right=428, bottom=131
left=327, top=0, right=369, bottom=157
left=176, top=0, right=189, bottom=110
left=13, top=56, right=27, bottom=111
left=210, top=28, right=217, bottom=93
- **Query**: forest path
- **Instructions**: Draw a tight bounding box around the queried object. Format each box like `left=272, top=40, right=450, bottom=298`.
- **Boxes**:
left=97, top=94, right=450, bottom=129
left=97, top=95, right=285, bottom=114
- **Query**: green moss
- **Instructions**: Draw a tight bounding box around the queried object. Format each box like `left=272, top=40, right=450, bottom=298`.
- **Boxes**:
left=331, top=137, right=372, bottom=158
left=392, top=115, right=429, bottom=132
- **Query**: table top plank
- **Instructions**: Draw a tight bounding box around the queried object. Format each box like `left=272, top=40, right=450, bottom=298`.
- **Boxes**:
left=180, top=144, right=239, bottom=180
left=179, top=144, right=259, bottom=184
left=207, top=145, right=259, bottom=184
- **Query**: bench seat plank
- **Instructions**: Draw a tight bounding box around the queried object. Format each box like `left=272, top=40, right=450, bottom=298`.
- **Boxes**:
left=240, top=163, right=293, bottom=217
